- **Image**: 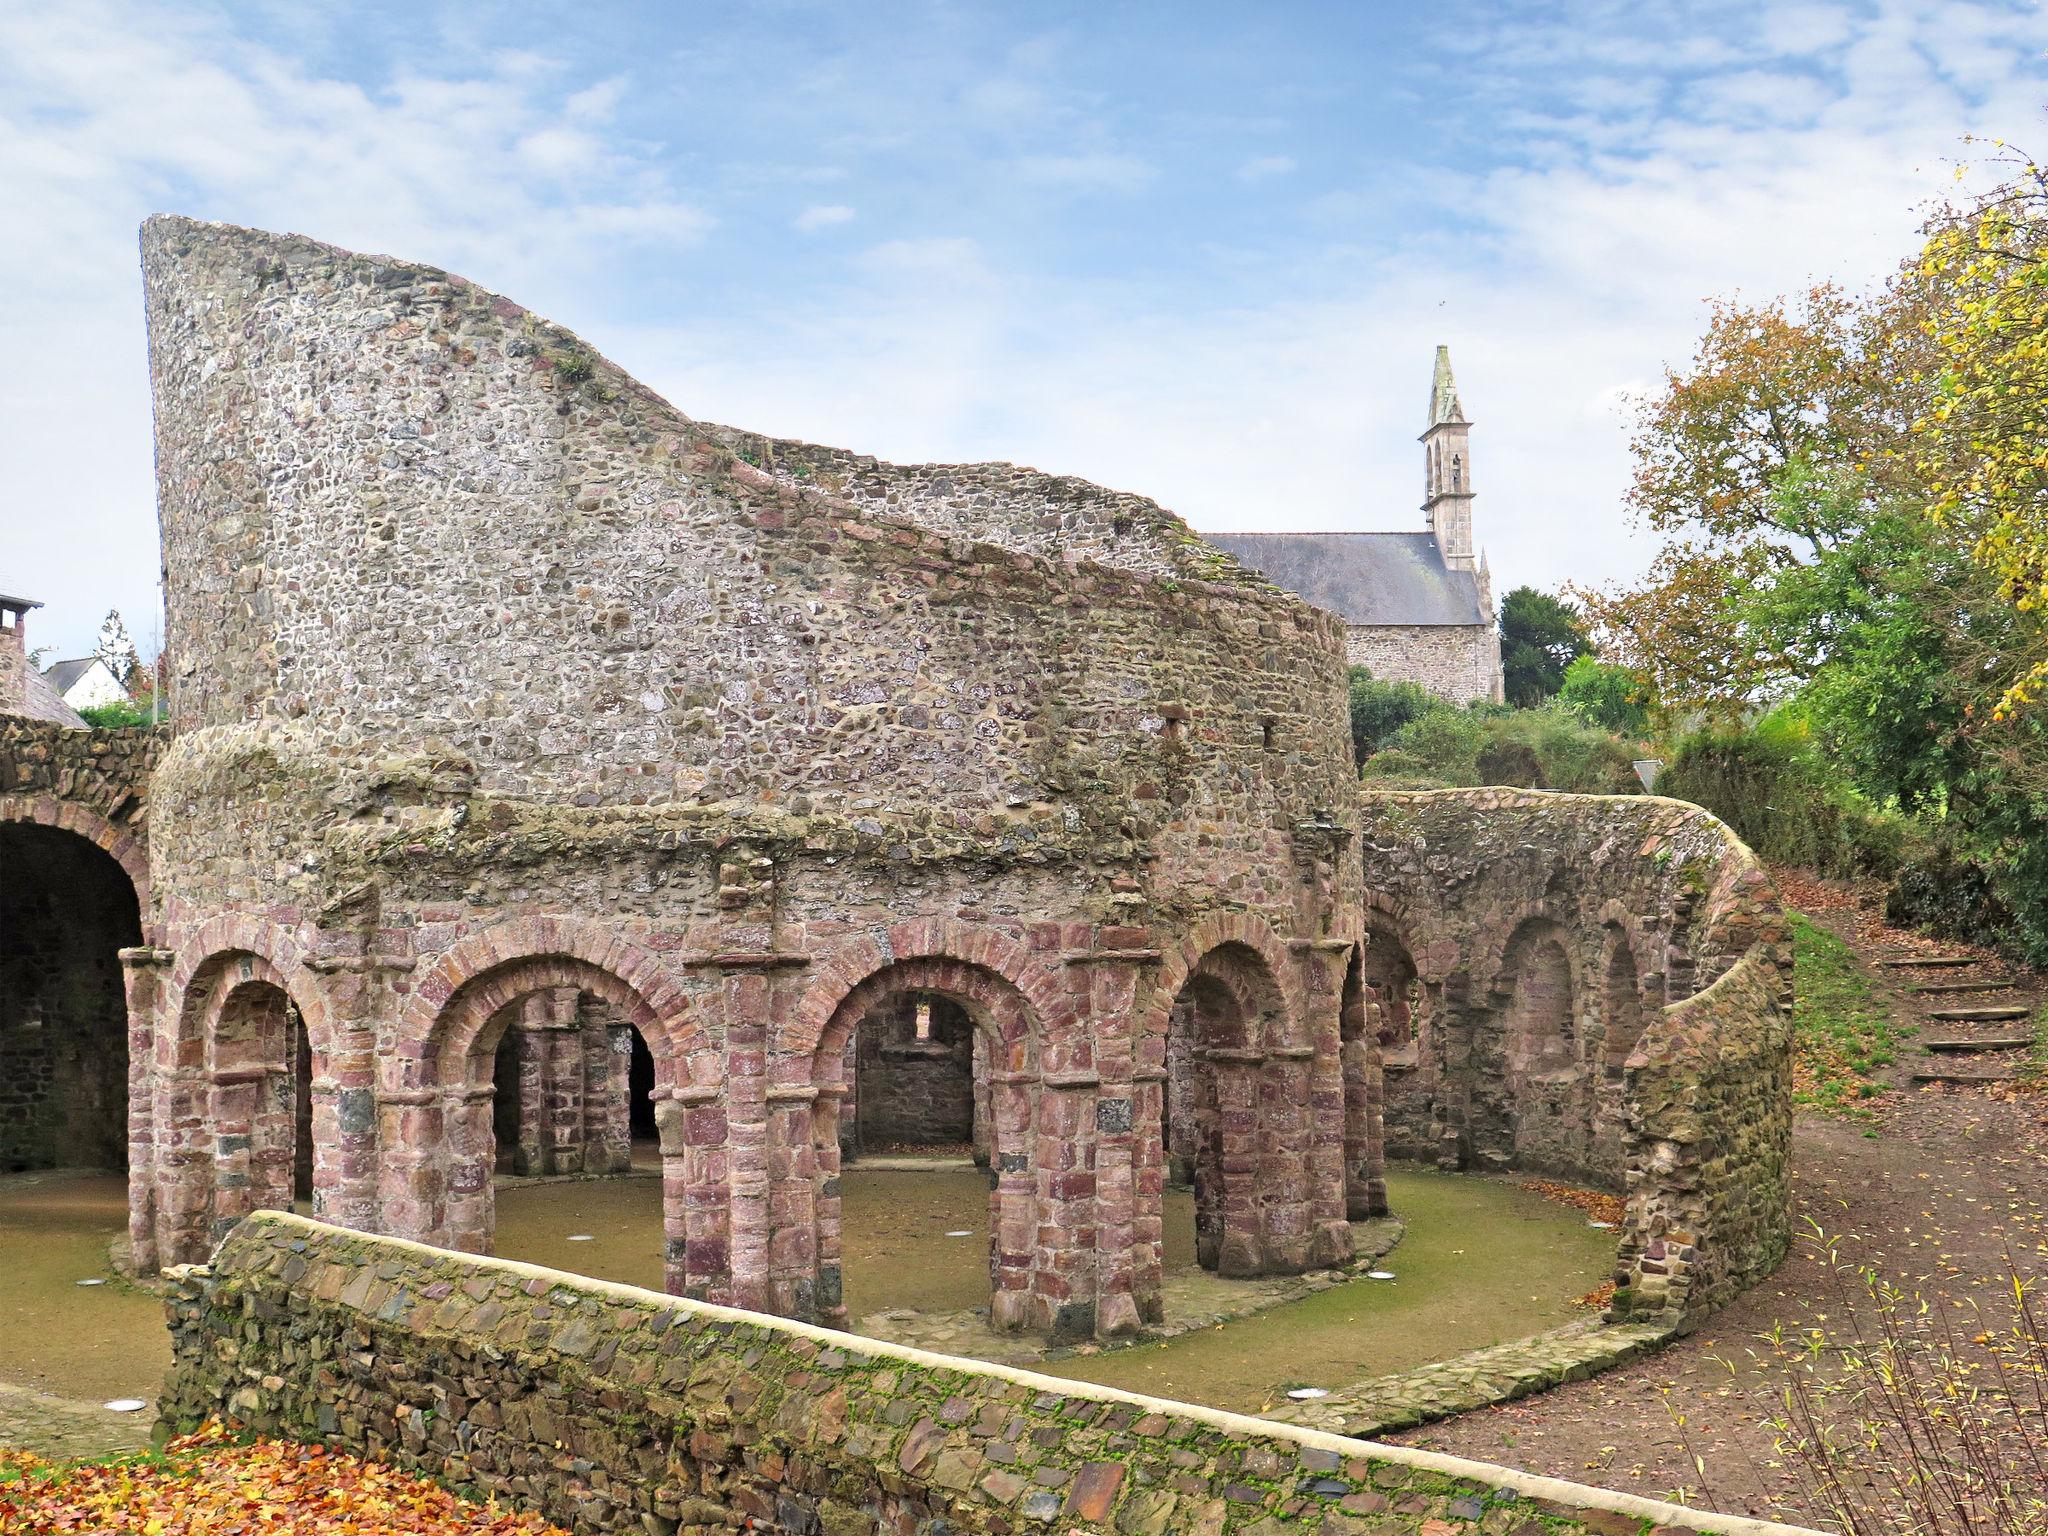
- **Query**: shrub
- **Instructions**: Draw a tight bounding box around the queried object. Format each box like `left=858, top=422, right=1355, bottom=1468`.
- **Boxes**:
left=1362, top=701, right=1643, bottom=795
left=1347, top=671, right=1436, bottom=766
left=1474, top=736, right=1544, bottom=787
left=1556, top=655, right=1654, bottom=734
left=76, top=699, right=159, bottom=730
left=1658, top=712, right=1905, bottom=876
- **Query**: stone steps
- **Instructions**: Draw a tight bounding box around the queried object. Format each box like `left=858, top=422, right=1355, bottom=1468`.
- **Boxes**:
left=1910, top=979, right=2016, bottom=994
left=1912, top=1066, right=2017, bottom=1085
left=1925, top=1004, right=2033, bottom=1023
left=1923, top=1036, right=2035, bottom=1053
left=1882, top=954, right=1977, bottom=968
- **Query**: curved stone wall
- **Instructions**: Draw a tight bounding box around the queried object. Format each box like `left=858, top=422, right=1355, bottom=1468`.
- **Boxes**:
left=131, top=216, right=1367, bottom=1341
left=1356, top=788, right=1792, bottom=1323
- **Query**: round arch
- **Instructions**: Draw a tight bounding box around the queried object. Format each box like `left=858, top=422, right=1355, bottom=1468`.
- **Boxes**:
left=388, top=938, right=708, bottom=1278
left=162, top=947, right=321, bottom=1261
left=794, top=946, right=1084, bottom=1337
left=399, top=920, right=708, bottom=1089
left=781, top=918, right=1065, bottom=1066
left=0, top=793, right=151, bottom=916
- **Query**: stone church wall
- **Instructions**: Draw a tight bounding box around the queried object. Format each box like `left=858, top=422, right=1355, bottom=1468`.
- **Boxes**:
left=162, top=1211, right=1824, bottom=1536
left=1345, top=623, right=1503, bottom=705
left=1356, top=788, right=1793, bottom=1324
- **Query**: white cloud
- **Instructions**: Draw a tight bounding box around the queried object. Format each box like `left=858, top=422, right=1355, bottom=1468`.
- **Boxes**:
left=2, top=0, right=2045, bottom=660
left=0, top=0, right=709, bottom=655
left=1235, top=154, right=1297, bottom=182
left=1015, top=151, right=1155, bottom=192
left=794, top=202, right=857, bottom=232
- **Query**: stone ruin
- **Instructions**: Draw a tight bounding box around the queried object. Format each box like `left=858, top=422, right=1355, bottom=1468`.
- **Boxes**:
left=0, top=218, right=1791, bottom=1371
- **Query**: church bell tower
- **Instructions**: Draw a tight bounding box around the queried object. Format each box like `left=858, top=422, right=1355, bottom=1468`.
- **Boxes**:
left=1420, top=346, right=1476, bottom=574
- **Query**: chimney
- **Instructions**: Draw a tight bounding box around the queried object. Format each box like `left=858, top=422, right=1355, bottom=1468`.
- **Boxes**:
left=0, top=593, right=38, bottom=716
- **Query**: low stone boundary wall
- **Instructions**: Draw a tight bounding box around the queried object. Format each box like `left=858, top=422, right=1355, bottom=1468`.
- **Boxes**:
left=1263, top=1316, right=1677, bottom=1438
left=163, top=1213, right=1823, bottom=1536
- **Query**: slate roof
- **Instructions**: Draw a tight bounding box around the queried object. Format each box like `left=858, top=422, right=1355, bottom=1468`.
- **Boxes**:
left=1204, top=532, right=1491, bottom=627
left=8, top=665, right=87, bottom=727
left=43, top=657, right=96, bottom=693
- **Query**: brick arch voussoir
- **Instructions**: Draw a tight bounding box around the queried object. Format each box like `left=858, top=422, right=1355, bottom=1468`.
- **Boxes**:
left=0, top=793, right=152, bottom=916
left=187, top=951, right=302, bottom=1071
left=403, top=920, right=705, bottom=1089
left=1138, top=910, right=1298, bottom=1048
left=168, top=916, right=327, bottom=1056
left=785, top=920, right=1059, bottom=1063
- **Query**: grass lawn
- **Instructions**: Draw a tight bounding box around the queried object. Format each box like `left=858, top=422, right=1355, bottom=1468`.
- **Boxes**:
left=1788, top=911, right=1910, bottom=1116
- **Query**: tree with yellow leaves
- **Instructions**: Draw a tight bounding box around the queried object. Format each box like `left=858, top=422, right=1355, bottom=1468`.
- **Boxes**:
left=1914, top=143, right=2048, bottom=717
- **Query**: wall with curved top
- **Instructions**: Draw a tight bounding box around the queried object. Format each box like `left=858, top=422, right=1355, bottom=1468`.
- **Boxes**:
left=1356, top=788, right=1793, bottom=1323
left=131, top=216, right=1366, bottom=1339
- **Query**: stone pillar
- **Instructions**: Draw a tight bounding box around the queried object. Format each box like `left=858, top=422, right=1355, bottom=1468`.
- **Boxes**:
left=686, top=943, right=808, bottom=1311
left=119, top=945, right=173, bottom=1273
left=308, top=950, right=410, bottom=1237
left=660, top=1081, right=729, bottom=1300
left=1296, top=936, right=1364, bottom=1260
left=1064, top=936, right=1161, bottom=1339
left=586, top=1010, right=633, bottom=1174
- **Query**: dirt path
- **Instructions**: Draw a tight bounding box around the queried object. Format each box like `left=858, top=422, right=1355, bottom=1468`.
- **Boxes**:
left=1383, top=887, right=2048, bottom=1528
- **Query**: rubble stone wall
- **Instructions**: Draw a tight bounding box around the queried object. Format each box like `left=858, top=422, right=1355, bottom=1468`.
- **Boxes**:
left=162, top=1212, right=1824, bottom=1536
left=1357, top=789, right=1793, bottom=1323
left=130, top=216, right=1366, bottom=1342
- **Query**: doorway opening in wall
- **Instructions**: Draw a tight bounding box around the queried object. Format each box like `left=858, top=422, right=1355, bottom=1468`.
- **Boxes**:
left=483, top=989, right=667, bottom=1293
left=290, top=1010, right=313, bottom=1206
left=1161, top=989, right=1201, bottom=1275
left=0, top=822, right=142, bottom=1175
left=628, top=1025, right=657, bottom=1171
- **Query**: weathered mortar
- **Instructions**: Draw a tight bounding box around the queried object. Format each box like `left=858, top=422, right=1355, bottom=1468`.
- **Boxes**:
left=1356, top=788, right=1793, bottom=1324
left=130, top=215, right=1367, bottom=1337
left=162, top=1212, right=1826, bottom=1536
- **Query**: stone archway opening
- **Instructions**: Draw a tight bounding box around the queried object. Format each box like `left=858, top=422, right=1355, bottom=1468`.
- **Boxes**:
left=485, top=988, right=646, bottom=1179
left=1361, top=924, right=1426, bottom=1162
left=404, top=954, right=696, bottom=1293
left=1472, top=919, right=1582, bottom=1176
left=1159, top=942, right=1295, bottom=1279
left=204, top=977, right=311, bottom=1246
left=0, top=821, right=142, bottom=1173
left=808, top=956, right=1073, bottom=1337
left=846, top=991, right=978, bottom=1157
left=1590, top=928, right=1645, bottom=1186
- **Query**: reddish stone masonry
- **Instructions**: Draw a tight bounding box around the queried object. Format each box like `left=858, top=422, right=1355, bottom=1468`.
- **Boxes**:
left=0, top=218, right=1790, bottom=1387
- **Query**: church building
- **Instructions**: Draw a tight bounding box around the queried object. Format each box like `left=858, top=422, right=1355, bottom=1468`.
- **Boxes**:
left=1208, top=347, right=1506, bottom=704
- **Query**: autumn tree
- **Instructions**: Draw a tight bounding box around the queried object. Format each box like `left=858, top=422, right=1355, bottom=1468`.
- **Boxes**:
left=1914, top=145, right=2048, bottom=716
left=1574, top=281, right=1935, bottom=707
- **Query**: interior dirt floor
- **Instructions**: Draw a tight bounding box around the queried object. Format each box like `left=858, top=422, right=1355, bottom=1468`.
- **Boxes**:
left=0, top=1171, right=165, bottom=1457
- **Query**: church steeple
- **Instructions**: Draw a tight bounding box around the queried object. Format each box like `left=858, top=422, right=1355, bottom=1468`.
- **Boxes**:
left=1420, top=345, right=1476, bottom=572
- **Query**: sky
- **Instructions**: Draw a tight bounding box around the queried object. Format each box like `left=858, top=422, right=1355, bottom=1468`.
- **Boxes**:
left=2, top=0, right=2045, bottom=661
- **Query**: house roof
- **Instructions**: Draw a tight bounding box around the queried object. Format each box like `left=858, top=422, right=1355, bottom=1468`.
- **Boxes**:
left=43, top=657, right=100, bottom=693
left=1202, top=532, right=1491, bottom=627
left=8, top=665, right=88, bottom=727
